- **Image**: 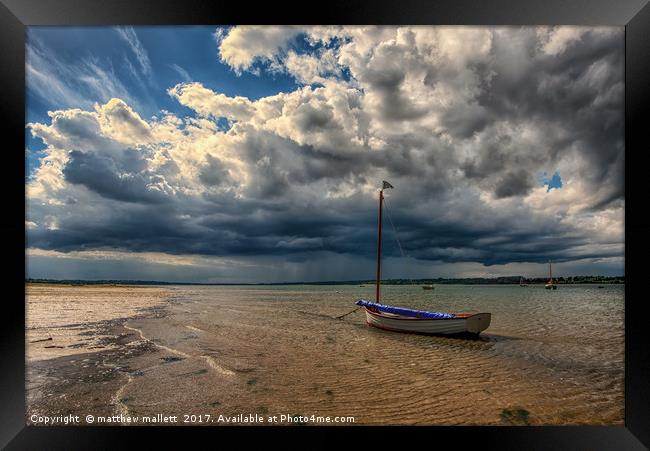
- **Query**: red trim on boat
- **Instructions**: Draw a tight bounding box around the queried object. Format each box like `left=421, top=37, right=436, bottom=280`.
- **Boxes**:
left=366, top=320, right=409, bottom=333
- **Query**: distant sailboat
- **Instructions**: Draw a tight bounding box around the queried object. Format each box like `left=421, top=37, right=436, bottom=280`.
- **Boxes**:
left=355, top=181, right=491, bottom=335
left=545, top=261, right=557, bottom=290
left=519, top=276, right=528, bottom=287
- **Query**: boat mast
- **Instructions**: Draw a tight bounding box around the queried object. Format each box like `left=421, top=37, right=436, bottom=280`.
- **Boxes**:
left=376, top=188, right=384, bottom=303
left=375, top=181, right=393, bottom=303
left=549, top=261, right=553, bottom=283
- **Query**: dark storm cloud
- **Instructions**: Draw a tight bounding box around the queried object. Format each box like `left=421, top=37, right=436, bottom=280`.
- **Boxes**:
left=294, top=103, right=337, bottom=131
left=494, top=170, right=534, bottom=198
left=199, top=155, right=233, bottom=186
left=346, top=207, right=595, bottom=266
left=362, top=66, right=428, bottom=121
left=63, top=150, right=167, bottom=204
left=26, top=186, right=617, bottom=268
left=53, top=113, right=103, bottom=143
left=29, top=175, right=610, bottom=268
left=233, top=131, right=372, bottom=199
left=461, top=138, right=511, bottom=180
left=438, top=103, right=490, bottom=138
left=475, top=28, right=624, bottom=207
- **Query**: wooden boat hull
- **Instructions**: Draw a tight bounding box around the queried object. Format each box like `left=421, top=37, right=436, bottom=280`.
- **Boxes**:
left=364, top=309, right=491, bottom=335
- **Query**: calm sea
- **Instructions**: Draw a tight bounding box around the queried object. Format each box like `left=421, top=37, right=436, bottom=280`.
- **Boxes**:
left=158, top=283, right=624, bottom=424
left=27, top=283, right=624, bottom=425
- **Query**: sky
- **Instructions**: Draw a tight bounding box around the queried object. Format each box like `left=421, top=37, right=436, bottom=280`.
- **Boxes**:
left=25, top=26, right=625, bottom=283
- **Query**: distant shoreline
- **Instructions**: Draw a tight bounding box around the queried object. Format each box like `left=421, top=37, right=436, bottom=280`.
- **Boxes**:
left=26, top=282, right=149, bottom=288
left=26, top=276, right=625, bottom=287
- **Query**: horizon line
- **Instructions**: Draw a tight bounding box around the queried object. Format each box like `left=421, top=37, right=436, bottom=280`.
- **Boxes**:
left=25, top=275, right=625, bottom=286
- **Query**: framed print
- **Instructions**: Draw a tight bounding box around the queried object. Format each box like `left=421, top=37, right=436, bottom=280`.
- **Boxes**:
left=1, top=0, right=649, bottom=448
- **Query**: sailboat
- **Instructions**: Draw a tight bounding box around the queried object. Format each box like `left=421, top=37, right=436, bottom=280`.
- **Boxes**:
left=355, top=181, right=491, bottom=336
left=519, top=277, right=528, bottom=287
left=545, top=261, right=557, bottom=290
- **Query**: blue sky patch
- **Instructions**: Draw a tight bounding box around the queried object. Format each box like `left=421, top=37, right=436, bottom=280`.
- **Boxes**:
left=541, top=171, right=563, bottom=192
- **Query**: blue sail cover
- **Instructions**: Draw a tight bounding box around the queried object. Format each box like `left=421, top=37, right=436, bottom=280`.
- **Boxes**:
left=356, top=299, right=456, bottom=319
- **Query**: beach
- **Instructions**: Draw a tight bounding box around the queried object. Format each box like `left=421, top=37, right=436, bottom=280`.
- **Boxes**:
left=26, top=283, right=624, bottom=426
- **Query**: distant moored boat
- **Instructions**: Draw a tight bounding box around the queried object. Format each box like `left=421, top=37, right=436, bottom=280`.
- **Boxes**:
left=545, top=262, right=557, bottom=290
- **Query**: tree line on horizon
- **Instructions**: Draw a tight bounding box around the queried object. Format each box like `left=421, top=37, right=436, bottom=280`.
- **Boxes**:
left=26, top=275, right=624, bottom=286
left=374, top=275, right=624, bottom=285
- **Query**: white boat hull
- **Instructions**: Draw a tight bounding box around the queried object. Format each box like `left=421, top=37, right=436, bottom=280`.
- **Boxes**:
left=364, top=309, right=491, bottom=335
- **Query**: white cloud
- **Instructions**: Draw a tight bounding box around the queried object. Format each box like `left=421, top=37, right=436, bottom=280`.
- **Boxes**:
left=217, top=26, right=302, bottom=72
left=95, top=98, right=152, bottom=144
left=115, top=26, right=152, bottom=77
left=539, top=26, right=586, bottom=56
left=168, top=82, right=255, bottom=121
left=27, top=42, right=94, bottom=109
left=26, top=38, right=139, bottom=110
left=282, top=48, right=343, bottom=85
left=169, top=63, right=192, bottom=82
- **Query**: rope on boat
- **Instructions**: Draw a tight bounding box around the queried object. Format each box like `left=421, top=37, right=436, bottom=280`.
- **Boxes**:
left=292, top=307, right=361, bottom=320
left=335, top=306, right=363, bottom=319
left=382, top=196, right=408, bottom=260
left=383, top=197, right=418, bottom=287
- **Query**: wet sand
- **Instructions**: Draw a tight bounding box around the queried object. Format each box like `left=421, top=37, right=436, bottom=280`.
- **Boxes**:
left=26, top=284, right=172, bottom=361
left=26, top=284, right=624, bottom=426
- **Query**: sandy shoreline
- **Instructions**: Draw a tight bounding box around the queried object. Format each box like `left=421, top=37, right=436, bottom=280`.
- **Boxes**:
left=26, top=302, right=170, bottom=425
left=26, top=284, right=174, bottom=361
left=27, top=288, right=266, bottom=426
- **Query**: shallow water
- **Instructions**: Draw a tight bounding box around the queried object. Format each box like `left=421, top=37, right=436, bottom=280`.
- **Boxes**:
left=26, top=283, right=624, bottom=425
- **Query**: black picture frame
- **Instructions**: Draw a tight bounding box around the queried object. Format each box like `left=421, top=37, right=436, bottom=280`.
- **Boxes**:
left=2, top=0, right=648, bottom=448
